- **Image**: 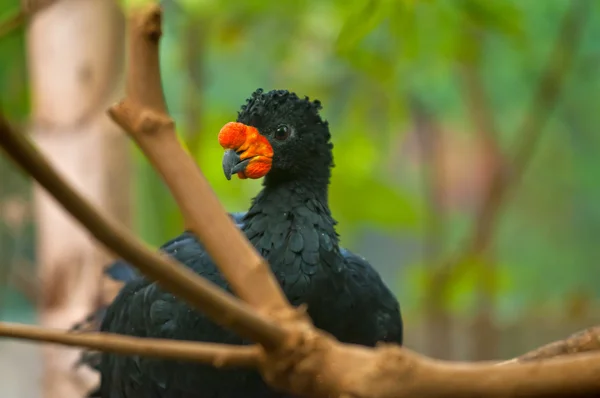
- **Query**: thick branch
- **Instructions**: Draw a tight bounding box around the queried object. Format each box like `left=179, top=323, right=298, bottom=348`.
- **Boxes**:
left=0, top=114, right=285, bottom=348
left=0, top=322, right=260, bottom=368
left=108, top=4, right=289, bottom=315
left=4, top=315, right=600, bottom=398
left=260, top=335, right=600, bottom=398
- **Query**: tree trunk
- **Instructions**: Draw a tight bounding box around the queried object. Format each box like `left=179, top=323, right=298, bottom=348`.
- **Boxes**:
left=24, top=0, right=128, bottom=397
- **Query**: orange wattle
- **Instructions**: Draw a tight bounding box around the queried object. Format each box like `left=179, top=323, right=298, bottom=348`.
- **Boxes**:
left=218, top=121, right=274, bottom=180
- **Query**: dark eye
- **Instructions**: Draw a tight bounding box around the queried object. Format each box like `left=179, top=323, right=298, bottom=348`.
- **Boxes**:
left=274, top=125, right=290, bottom=141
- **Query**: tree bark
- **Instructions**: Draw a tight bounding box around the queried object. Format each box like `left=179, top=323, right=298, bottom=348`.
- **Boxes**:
left=24, top=0, right=128, bottom=396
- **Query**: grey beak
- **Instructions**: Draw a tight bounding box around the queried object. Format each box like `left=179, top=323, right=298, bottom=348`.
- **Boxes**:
left=222, top=149, right=251, bottom=180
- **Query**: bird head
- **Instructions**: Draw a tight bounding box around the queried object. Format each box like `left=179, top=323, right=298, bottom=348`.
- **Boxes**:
left=218, top=89, right=333, bottom=185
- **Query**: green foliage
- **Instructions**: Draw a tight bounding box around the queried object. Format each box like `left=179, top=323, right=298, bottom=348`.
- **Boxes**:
left=0, top=2, right=29, bottom=120
left=403, top=260, right=512, bottom=315
left=330, top=131, right=420, bottom=232
left=1, top=0, right=600, bottom=323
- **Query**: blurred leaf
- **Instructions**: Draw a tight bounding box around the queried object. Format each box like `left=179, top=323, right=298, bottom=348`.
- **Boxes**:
left=176, top=0, right=217, bottom=14
left=457, top=0, right=524, bottom=41
left=127, top=0, right=600, bottom=322
left=118, top=0, right=154, bottom=11
left=405, top=259, right=512, bottom=315
left=330, top=133, right=420, bottom=230
left=331, top=175, right=419, bottom=229
left=335, top=0, right=389, bottom=55
left=0, top=8, right=29, bottom=121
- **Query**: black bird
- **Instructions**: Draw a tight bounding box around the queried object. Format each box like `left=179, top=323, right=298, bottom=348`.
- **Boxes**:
left=94, top=89, right=403, bottom=398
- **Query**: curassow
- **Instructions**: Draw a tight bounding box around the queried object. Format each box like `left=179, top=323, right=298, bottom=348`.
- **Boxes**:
left=88, top=89, right=404, bottom=398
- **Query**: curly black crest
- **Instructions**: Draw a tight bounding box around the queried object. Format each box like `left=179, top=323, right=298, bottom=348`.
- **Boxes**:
left=239, top=88, right=323, bottom=118
left=237, top=89, right=329, bottom=139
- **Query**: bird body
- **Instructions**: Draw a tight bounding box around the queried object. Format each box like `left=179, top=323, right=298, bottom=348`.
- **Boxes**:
left=94, top=89, right=403, bottom=398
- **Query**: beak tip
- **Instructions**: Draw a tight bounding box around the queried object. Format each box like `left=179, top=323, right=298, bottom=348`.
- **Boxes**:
left=222, top=149, right=241, bottom=181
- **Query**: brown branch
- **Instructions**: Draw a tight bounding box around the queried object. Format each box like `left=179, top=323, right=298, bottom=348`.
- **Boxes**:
left=0, top=113, right=286, bottom=348
left=4, top=314, right=600, bottom=398
left=260, top=334, right=600, bottom=398
left=0, top=322, right=260, bottom=368
left=107, top=5, right=289, bottom=317
left=5, top=314, right=600, bottom=398
left=504, top=326, right=600, bottom=364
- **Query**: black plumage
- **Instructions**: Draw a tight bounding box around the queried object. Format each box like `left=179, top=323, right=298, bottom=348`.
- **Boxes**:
left=93, top=89, right=403, bottom=398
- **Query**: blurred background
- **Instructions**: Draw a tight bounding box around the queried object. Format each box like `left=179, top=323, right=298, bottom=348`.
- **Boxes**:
left=1, top=0, right=599, bottom=396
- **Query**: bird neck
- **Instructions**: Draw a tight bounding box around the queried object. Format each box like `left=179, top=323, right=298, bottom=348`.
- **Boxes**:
left=243, top=178, right=338, bottom=244
left=252, top=178, right=330, bottom=214
left=243, top=177, right=341, bottom=269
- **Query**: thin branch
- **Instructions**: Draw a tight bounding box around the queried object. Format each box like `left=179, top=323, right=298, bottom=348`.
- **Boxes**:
left=4, top=315, right=600, bottom=397
left=0, top=322, right=260, bottom=368
left=108, top=4, right=290, bottom=316
left=440, top=0, right=592, bottom=279
left=505, top=326, right=600, bottom=364
left=0, top=113, right=286, bottom=348
left=470, top=0, right=590, bottom=250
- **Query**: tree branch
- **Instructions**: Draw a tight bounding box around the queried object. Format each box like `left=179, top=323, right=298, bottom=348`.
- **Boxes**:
left=469, top=0, right=590, bottom=251
left=0, top=113, right=286, bottom=348
left=4, top=316, right=600, bottom=397
left=504, top=326, right=600, bottom=364
left=260, top=336, right=600, bottom=398
left=439, top=0, right=592, bottom=282
left=107, top=4, right=289, bottom=316
left=0, top=321, right=260, bottom=368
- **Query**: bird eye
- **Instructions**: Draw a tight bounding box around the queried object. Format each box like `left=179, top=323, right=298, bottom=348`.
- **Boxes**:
left=274, top=125, right=290, bottom=141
